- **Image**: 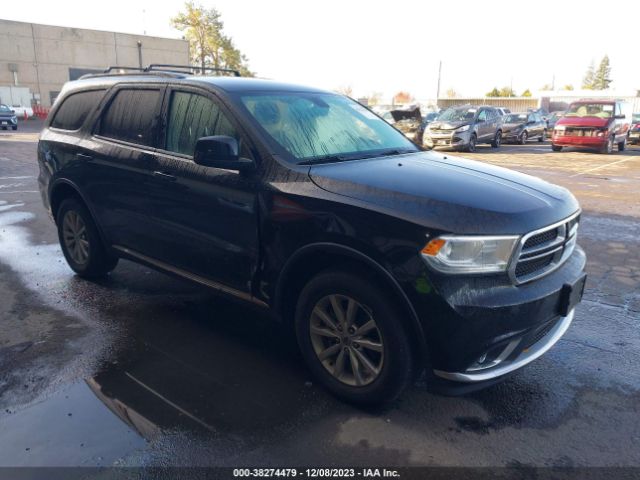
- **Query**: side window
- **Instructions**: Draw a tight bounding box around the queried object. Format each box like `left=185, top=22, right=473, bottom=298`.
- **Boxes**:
left=615, top=103, right=622, bottom=116
left=477, top=110, right=487, bottom=122
left=165, top=91, right=237, bottom=156
left=51, top=90, right=105, bottom=131
left=99, top=89, right=160, bottom=146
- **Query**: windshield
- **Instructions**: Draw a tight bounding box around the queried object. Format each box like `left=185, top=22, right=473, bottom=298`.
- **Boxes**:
left=564, top=103, right=614, bottom=118
left=504, top=113, right=527, bottom=123
left=437, top=107, right=476, bottom=122
left=240, top=93, right=418, bottom=163
left=423, top=112, right=439, bottom=123
left=632, top=113, right=640, bottom=123
left=0, top=104, right=11, bottom=113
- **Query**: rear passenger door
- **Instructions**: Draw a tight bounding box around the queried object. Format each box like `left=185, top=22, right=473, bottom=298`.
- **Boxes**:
left=87, top=85, right=165, bottom=252
left=144, top=86, right=260, bottom=295
left=476, top=109, right=490, bottom=141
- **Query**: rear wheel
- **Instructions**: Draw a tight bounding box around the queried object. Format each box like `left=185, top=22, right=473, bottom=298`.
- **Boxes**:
left=551, top=144, right=562, bottom=152
left=519, top=131, right=528, bottom=145
left=539, top=130, right=546, bottom=142
left=491, top=130, right=502, bottom=148
left=57, top=198, right=118, bottom=278
left=295, top=270, right=414, bottom=405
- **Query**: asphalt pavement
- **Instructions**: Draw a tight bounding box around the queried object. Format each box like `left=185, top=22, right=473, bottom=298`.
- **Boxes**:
left=0, top=120, right=639, bottom=469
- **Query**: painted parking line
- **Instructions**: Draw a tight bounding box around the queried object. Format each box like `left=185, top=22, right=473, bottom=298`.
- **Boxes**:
left=0, top=176, right=33, bottom=180
left=570, top=157, right=639, bottom=178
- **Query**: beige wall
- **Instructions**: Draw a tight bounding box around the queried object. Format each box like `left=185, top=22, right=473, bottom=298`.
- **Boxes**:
left=0, top=19, right=189, bottom=106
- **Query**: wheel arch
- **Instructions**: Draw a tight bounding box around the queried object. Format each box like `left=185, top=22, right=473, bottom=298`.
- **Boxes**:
left=274, top=242, right=429, bottom=365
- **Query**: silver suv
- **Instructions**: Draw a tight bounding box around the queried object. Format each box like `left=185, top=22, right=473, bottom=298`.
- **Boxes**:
left=423, top=105, right=503, bottom=152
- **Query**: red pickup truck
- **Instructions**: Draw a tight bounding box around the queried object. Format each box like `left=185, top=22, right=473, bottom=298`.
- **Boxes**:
left=551, top=100, right=631, bottom=154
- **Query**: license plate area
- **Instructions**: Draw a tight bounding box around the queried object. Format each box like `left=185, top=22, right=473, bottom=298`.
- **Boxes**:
left=557, top=273, right=586, bottom=317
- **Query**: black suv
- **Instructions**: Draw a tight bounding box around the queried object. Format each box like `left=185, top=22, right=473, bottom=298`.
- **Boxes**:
left=38, top=66, right=586, bottom=404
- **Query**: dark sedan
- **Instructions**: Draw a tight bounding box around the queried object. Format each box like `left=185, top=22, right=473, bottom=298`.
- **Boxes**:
left=0, top=104, right=18, bottom=131
left=502, top=112, right=547, bottom=144
left=629, top=113, right=640, bottom=145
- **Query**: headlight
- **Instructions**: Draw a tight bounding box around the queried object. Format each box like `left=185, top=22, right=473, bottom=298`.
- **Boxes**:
left=554, top=125, right=565, bottom=132
left=421, top=235, right=519, bottom=274
left=455, top=125, right=470, bottom=133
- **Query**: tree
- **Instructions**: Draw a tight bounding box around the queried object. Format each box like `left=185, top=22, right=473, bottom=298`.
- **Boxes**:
left=445, top=88, right=457, bottom=98
left=499, top=86, right=516, bottom=97
left=486, top=87, right=500, bottom=97
left=367, top=92, right=383, bottom=105
left=562, top=84, right=574, bottom=91
left=582, top=60, right=596, bottom=89
left=172, top=2, right=253, bottom=76
left=393, top=91, right=413, bottom=105
left=521, top=89, right=532, bottom=97
left=593, top=55, right=612, bottom=90
left=335, top=85, right=353, bottom=97
left=540, top=84, right=553, bottom=91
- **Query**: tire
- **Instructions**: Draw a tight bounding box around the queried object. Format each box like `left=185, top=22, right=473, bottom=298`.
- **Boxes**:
left=551, top=144, right=562, bottom=152
left=539, top=130, right=546, bottom=142
left=295, top=270, right=414, bottom=405
left=466, top=134, right=477, bottom=153
left=601, top=136, right=614, bottom=154
left=12, top=126, right=17, bottom=131
left=618, top=138, right=627, bottom=152
left=56, top=198, right=118, bottom=278
left=1, top=127, right=6, bottom=130
left=519, top=131, right=528, bottom=145
left=491, top=130, right=502, bottom=148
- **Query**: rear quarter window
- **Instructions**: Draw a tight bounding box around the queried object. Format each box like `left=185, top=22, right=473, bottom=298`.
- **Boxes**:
left=98, top=88, right=161, bottom=146
left=50, top=90, right=105, bottom=131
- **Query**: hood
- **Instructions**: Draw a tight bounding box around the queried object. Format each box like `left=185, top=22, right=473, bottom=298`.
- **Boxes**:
left=428, top=120, right=469, bottom=130
left=309, top=151, right=578, bottom=235
left=556, top=116, right=610, bottom=128
left=390, top=108, right=421, bottom=123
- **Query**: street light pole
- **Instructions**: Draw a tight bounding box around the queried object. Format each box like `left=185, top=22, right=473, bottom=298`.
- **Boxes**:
left=436, top=60, right=442, bottom=107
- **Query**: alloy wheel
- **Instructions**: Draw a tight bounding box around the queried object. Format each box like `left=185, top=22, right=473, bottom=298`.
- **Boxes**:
left=62, top=210, right=90, bottom=265
left=309, top=294, right=384, bottom=387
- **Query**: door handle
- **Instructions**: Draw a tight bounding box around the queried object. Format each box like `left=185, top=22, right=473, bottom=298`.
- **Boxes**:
left=76, top=153, right=93, bottom=161
left=153, top=171, right=177, bottom=181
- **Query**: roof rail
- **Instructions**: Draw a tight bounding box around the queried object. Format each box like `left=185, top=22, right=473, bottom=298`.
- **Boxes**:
left=146, top=64, right=241, bottom=77
left=77, top=64, right=241, bottom=81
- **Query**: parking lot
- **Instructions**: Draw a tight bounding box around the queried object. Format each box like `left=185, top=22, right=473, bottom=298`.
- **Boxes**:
left=0, top=120, right=639, bottom=468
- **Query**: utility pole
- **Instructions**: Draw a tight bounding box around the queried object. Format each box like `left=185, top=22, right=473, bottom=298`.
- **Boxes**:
left=552, top=73, right=555, bottom=91
left=436, top=60, right=442, bottom=107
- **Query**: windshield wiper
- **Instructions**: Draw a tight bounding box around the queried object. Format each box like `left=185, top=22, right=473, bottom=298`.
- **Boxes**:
left=299, top=148, right=417, bottom=165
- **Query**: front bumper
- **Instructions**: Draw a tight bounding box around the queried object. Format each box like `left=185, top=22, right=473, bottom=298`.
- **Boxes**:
left=502, top=130, right=524, bottom=142
left=434, top=308, right=575, bottom=382
left=552, top=134, right=606, bottom=148
left=423, top=130, right=471, bottom=150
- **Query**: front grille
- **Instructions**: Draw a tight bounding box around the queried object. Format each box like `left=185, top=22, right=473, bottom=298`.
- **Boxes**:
left=564, top=127, right=603, bottom=137
left=430, top=129, right=453, bottom=135
left=512, top=213, right=580, bottom=284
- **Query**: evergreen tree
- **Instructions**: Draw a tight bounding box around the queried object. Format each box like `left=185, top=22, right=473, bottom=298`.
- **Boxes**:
left=582, top=60, right=596, bottom=89
left=593, top=55, right=612, bottom=90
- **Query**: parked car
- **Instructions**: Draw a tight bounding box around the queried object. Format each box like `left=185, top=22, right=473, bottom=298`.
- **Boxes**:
left=628, top=113, right=640, bottom=145
left=388, top=106, right=422, bottom=141
left=414, top=111, right=439, bottom=146
left=529, top=107, right=550, bottom=126
left=552, top=100, right=631, bottom=153
left=423, top=105, right=503, bottom=152
left=0, top=104, right=18, bottom=130
left=501, top=112, right=547, bottom=144
left=11, top=105, right=34, bottom=119
left=38, top=67, right=586, bottom=404
left=546, top=111, right=565, bottom=131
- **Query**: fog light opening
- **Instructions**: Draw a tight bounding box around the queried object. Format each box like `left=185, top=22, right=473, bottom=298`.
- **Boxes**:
left=467, top=339, right=520, bottom=372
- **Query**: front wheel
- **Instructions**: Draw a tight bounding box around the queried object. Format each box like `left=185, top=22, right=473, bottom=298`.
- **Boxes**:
left=491, top=130, right=502, bottom=148
left=618, top=138, right=627, bottom=152
left=551, top=144, right=562, bottom=152
left=295, top=270, right=414, bottom=405
left=602, top=136, right=614, bottom=154
left=466, top=134, right=477, bottom=153
left=57, top=198, right=118, bottom=278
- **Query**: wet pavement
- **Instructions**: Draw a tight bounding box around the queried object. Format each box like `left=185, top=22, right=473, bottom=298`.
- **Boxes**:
left=0, top=121, right=639, bottom=468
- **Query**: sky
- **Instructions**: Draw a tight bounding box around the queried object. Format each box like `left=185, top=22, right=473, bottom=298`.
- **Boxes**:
left=4, top=0, right=640, bottom=101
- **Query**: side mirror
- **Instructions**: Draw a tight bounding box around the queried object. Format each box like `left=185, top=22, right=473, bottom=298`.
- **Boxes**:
left=10, top=110, right=15, bottom=114
left=615, top=114, right=626, bottom=120
left=193, top=136, right=254, bottom=172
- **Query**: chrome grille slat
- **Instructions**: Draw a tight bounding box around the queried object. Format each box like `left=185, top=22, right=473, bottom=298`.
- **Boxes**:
left=509, top=211, right=581, bottom=285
